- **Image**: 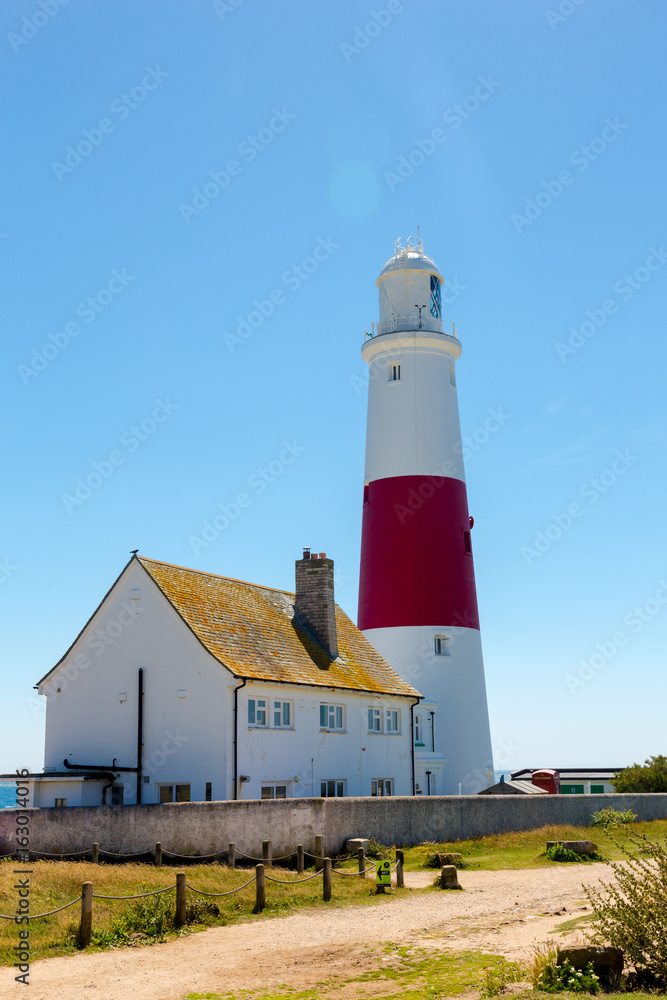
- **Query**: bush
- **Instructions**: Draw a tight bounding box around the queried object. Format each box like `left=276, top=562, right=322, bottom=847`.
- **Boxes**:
left=590, top=806, right=637, bottom=828
left=584, top=832, right=667, bottom=987
left=612, top=755, right=667, bottom=793
left=365, top=838, right=390, bottom=859
left=545, top=844, right=601, bottom=863
left=537, top=959, right=600, bottom=994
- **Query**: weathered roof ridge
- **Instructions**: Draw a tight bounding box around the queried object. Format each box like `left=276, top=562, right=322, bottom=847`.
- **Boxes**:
left=137, top=555, right=294, bottom=597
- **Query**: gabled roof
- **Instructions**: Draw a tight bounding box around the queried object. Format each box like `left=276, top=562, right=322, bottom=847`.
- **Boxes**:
left=136, top=557, right=419, bottom=698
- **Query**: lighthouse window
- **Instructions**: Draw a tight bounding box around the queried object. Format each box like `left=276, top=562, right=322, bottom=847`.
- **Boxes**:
left=434, top=635, right=451, bottom=656
left=389, top=363, right=401, bottom=382
left=464, top=531, right=472, bottom=554
left=449, top=366, right=456, bottom=388
left=430, top=275, right=441, bottom=318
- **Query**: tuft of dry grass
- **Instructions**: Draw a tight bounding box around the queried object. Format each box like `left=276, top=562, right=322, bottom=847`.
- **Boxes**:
left=0, top=857, right=381, bottom=966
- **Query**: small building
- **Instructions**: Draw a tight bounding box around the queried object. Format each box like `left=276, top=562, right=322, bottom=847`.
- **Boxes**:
left=511, top=768, right=619, bottom=794
left=478, top=775, right=548, bottom=795
left=15, top=551, right=421, bottom=808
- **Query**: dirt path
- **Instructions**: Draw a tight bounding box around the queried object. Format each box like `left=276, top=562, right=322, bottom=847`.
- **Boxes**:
left=0, top=865, right=613, bottom=1000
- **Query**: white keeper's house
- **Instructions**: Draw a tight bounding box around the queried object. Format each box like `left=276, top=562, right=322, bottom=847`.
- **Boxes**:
left=20, top=550, right=421, bottom=808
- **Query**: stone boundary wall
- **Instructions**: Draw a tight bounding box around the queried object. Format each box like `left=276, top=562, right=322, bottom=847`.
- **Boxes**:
left=2, top=793, right=667, bottom=857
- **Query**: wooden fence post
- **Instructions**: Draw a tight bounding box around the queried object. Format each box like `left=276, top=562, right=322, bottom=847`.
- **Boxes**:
left=297, top=844, right=304, bottom=874
left=358, top=846, right=365, bottom=877
left=154, top=842, right=162, bottom=867
left=91, top=843, right=99, bottom=865
left=78, top=881, right=93, bottom=948
left=323, top=858, right=332, bottom=902
left=315, top=835, right=324, bottom=872
left=228, top=842, right=236, bottom=869
left=263, top=840, right=271, bottom=865
left=175, top=872, right=187, bottom=927
left=396, top=849, right=404, bottom=888
left=255, top=864, right=265, bottom=912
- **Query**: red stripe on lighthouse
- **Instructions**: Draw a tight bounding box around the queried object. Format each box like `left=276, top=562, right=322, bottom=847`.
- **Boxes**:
left=358, top=475, right=480, bottom=631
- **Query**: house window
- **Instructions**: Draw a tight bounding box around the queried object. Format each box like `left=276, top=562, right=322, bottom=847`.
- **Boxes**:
left=158, top=783, right=190, bottom=803
left=371, top=779, right=393, bottom=797
left=261, top=784, right=289, bottom=799
left=273, top=700, right=292, bottom=728
left=414, top=713, right=425, bottom=746
left=389, top=363, right=401, bottom=382
left=321, top=779, right=346, bottom=797
left=205, top=782, right=212, bottom=801
left=248, top=698, right=267, bottom=727
left=386, top=709, right=400, bottom=733
left=434, top=635, right=450, bottom=656
left=464, top=531, right=472, bottom=554
left=368, top=707, right=381, bottom=732
left=430, top=274, right=441, bottom=318
left=54, top=798, right=67, bottom=808
left=320, top=703, right=344, bottom=731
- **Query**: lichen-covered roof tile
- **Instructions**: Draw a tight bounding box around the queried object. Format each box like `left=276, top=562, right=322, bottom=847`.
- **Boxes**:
left=139, top=557, right=419, bottom=697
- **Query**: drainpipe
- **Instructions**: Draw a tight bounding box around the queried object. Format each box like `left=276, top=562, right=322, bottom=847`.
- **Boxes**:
left=136, top=668, right=144, bottom=804
left=409, top=697, right=421, bottom=796
left=233, top=678, right=247, bottom=800
left=429, top=710, right=435, bottom=752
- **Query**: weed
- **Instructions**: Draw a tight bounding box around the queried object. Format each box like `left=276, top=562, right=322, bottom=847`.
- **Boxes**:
left=590, top=806, right=637, bottom=828
left=537, top=959, right=600, bottom=994
left=481, top=958, right=527, bottom=996
left=545, top=844, right=602, bottom=863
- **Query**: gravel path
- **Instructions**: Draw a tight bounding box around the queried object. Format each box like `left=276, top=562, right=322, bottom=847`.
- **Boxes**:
left=0, top=864, right=614, bottom=1000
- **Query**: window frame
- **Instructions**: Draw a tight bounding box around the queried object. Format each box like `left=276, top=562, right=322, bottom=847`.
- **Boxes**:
left=371, top=779, right=393, bottom=797
left=320, top=702, right=345, bottom=732
left=273, top=699, right=293, bottom=729
left=157, top=783, right=191, bottom=804
left=248, top=697, right=268, bottom=728
left=434, top=634, right=451, bottom=657
left=367, top=706, right=381, bottom=733
left=261, top=783, right=290, bottom=799
left=385, top=708, right=400, bottom=734
left=320, top=779, right=346, bottom=798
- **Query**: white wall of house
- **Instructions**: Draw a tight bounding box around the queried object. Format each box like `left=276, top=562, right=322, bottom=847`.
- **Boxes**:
left=36, top=561, right=415, bottom=806
left=38, top=561, right=234, bottom=806
left=237, top=682, right=414, bottom=800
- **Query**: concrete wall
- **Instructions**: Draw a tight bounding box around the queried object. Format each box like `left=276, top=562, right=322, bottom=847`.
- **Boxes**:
left=2, top=793, right=667, bottom=858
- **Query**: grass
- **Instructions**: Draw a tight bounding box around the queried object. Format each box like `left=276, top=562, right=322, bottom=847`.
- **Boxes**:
left=0, top=857, right=384, bottom=966
left=329, top=819, right=667, bottom=873
left=181, top=939, right=667, bottom=999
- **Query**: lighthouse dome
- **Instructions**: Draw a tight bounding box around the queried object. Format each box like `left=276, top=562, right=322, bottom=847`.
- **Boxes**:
left=377, top=236, right=443, bottom=284
left=375, top=236, right=444, bottom=334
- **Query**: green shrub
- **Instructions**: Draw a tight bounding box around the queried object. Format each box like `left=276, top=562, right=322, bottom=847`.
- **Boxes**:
left=537, top=959, right=599, bottom=994
left=590, top=806, right=637, bottom=828
left=612, top=755, right=667, bottom=793
left=365, top=838, right=390, bottom=858
left=545, top=844, right=601, bottom=863
left=584, top=832, right=667, bottom=987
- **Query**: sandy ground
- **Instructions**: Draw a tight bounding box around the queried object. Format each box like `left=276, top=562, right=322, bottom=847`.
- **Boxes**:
left=0, top=864, right=613, bottom=1000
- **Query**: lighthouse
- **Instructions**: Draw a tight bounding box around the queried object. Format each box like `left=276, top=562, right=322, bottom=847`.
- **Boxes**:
left=357, top=236, right=493, bottom=795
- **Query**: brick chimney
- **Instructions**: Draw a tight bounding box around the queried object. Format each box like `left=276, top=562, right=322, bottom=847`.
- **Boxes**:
left=294, top=548, right=338, bottom=659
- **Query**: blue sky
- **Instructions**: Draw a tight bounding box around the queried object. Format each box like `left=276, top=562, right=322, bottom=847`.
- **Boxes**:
left=1, top=0, right=666, bottom=776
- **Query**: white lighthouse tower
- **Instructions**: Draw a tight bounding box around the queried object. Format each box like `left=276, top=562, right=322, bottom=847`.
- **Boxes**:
left=358, top=236, right=493, bottom=795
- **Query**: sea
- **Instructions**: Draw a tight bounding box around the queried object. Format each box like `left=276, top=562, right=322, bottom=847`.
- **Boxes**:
left=0, top=783, right=17, bottom=809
